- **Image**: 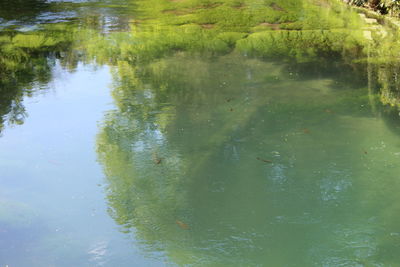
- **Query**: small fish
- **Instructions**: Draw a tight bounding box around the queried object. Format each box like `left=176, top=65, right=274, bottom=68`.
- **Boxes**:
left=256, top=157, right=273, bottom=163
left=226, top=98, right=233, bottom=102
left=302, top=128, right=310, bottom=134
left=324, top=109, right=334, bottom=114
left=176, top=220, right=190, bottom=230
left=363, top=150, right=368, bottom=155
left=230, top=108, right=234, bottom=112
left=152, top=152, right=163, bottom=164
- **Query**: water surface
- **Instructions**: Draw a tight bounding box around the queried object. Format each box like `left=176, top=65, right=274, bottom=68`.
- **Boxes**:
left=1, top=0, right=400, bottom=266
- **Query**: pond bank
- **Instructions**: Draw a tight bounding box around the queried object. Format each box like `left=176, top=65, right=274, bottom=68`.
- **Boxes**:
left=343, top=0, right=400, bottom=28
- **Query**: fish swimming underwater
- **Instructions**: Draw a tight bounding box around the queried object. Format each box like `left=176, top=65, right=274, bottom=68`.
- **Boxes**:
left=176, top=220, right=190, bottom=230
left=256, top=157, right=273, bottom=163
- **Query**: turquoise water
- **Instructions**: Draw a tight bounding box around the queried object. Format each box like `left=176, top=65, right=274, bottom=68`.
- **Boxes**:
left=1, top=0, right=400, bottom=266
left=97, top=55, right=400, bottom=266
left=0, top=64, right=165, bottom=266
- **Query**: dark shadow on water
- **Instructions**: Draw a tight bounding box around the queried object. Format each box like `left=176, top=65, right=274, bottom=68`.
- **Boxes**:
left=0, top=0, right=49, bottom=22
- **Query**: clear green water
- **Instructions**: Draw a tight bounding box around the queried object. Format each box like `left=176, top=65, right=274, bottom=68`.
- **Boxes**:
left=1, top=0, right=400, bottom=266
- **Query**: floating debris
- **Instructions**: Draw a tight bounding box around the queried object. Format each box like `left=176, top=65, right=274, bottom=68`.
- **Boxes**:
left=176, top=220, right=189, bottom=230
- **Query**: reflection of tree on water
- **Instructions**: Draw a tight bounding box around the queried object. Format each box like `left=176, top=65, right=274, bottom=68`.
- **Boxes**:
left=90, top=3, right=400, bottom=264
left=0, top=23, right=81, bottom=133
left=0, top=30, right=51, bottom=132
left=0, top=0, right=124, bottom=133
left=97, top=52, right=400, bottom=265
left=0, top=0, right=386, bottom=134
left=2, top=0, right=400, bottom=264
left=0, top=0, right=49, bottom=23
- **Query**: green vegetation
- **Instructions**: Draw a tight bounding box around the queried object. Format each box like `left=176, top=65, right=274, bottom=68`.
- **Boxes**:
left=0, top=0, right=368, bottom=133
left=82, top=0, right=367, bottom=64
left=2, top=0, right=400, bottom=265
left=347, top=0, right=400, bottom=16
left=0, top=23, right=78, bottom=132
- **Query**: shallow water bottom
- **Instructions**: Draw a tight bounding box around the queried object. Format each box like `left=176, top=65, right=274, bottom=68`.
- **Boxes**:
left=1, top=54, right=400, bottom=266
